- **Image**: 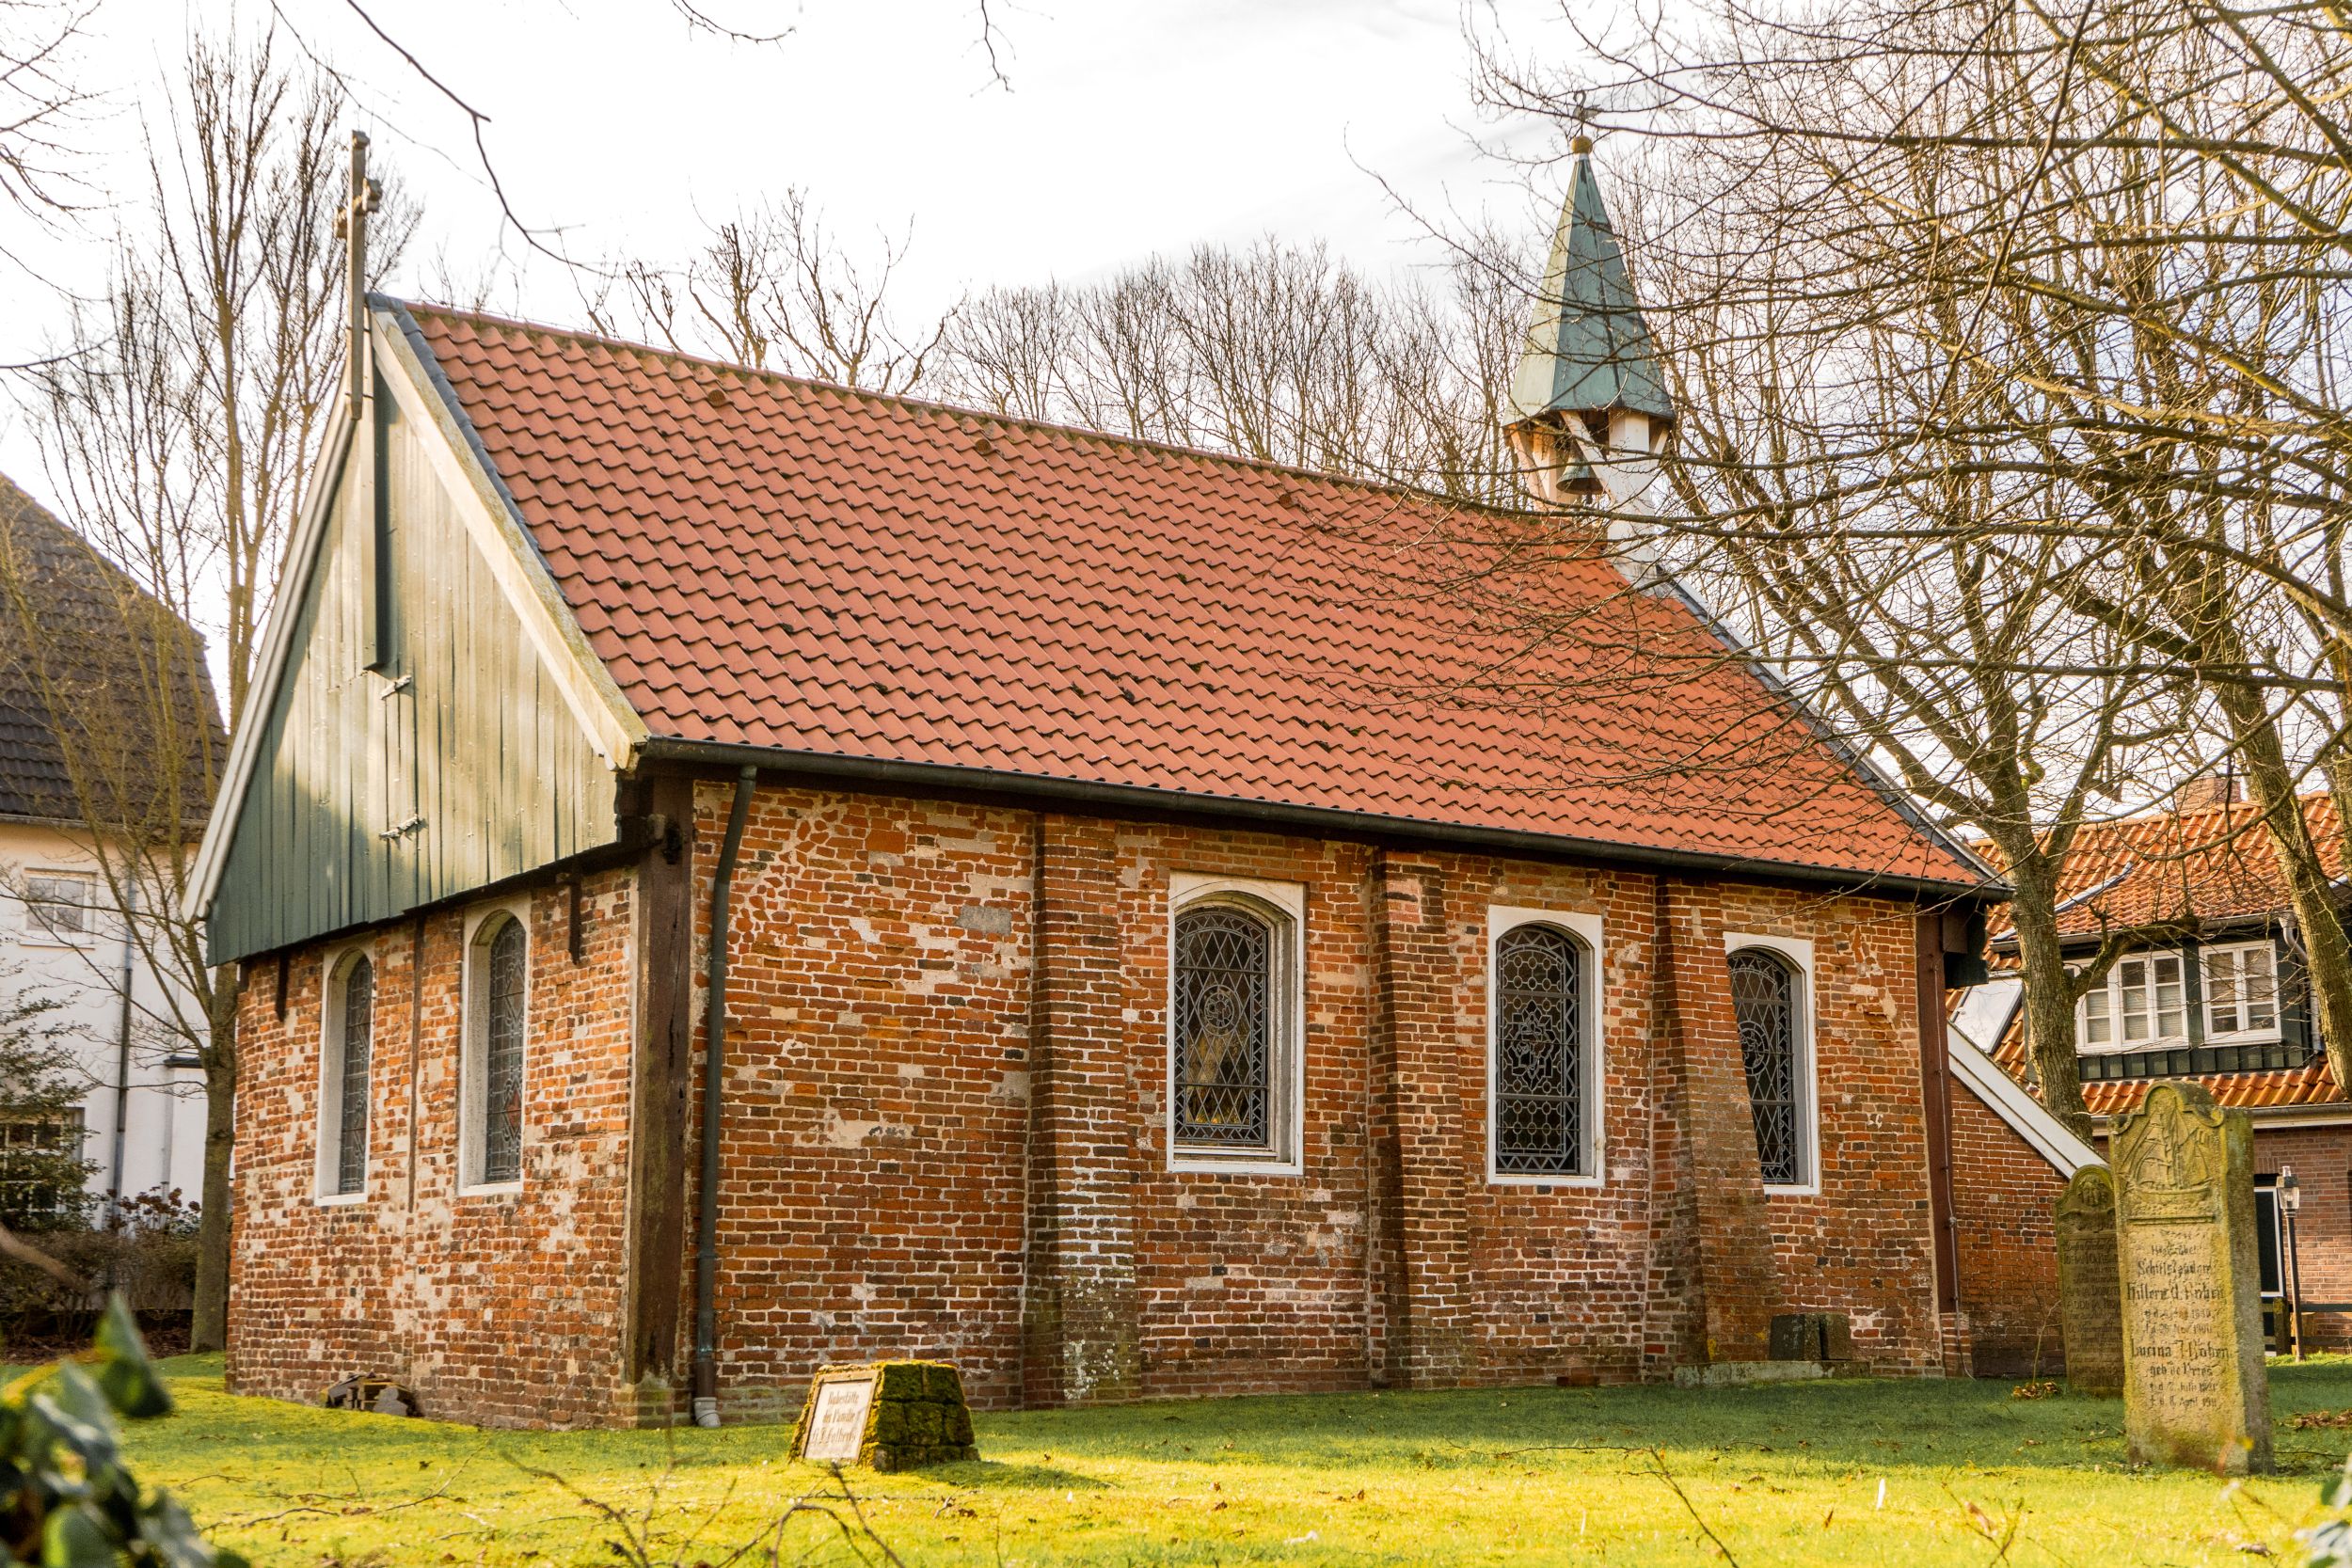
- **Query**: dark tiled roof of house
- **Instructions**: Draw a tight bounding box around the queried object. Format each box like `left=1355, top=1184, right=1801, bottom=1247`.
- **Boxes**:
left=0, top=474, right=222, bottom=830
left=402, top=304, right=1985, bottom=888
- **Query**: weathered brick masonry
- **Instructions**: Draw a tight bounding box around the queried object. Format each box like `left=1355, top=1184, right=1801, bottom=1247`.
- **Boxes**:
left=227, top=867, right=642, bottom=1428
left=1945, top=1085, right=2067, bottom=1377
left=230, top=779, right=1979, bottom=1428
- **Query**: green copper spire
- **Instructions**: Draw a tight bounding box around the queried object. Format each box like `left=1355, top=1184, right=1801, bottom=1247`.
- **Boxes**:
left=1507, top=150, right=1674, bottom=426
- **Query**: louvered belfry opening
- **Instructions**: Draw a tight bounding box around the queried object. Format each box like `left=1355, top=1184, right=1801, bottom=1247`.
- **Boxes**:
left=1729, top=950, right=1802, bottom=1184
left=1494, top=924, right=1585, bottom=1177
left=1172, top=905, right=1273, bottom=1149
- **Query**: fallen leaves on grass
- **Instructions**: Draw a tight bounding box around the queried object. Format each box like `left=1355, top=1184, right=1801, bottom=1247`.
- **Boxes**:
left=2289, top=1410, right=2352, bottom=1430
left=2010, top=1382, right=2060, bottom=1401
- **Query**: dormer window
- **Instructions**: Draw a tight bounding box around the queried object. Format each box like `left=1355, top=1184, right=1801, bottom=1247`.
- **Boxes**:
left=2080, top=952, right=2186, bottom=1052
left=2203, top=942, right=2279, bottom=1040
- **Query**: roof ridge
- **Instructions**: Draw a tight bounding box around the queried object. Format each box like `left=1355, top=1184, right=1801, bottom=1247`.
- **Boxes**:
left=395, top=296, right=1524, bottom=521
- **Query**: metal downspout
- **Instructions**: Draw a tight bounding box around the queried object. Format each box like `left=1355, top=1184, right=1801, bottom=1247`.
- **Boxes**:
left=106, top=879, right=137, bottom=1215
left=691, top=767, right=757, bottom=1428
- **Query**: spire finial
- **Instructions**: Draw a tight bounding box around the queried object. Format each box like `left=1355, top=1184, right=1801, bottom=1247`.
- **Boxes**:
left=1569, top=91, right=1596, bottom=156
left=335, top=131, right=384, bottom=414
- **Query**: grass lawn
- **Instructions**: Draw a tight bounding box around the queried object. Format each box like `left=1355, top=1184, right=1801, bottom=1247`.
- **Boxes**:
left=118, top=1354, right=2352, bottom=1566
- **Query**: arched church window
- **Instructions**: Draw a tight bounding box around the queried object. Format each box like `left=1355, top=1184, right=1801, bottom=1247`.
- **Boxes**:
left=1171, top=905, right=1273, bottom=1152
left=1492, top=923, right=1588, bottom=1177
left=318, top=951, right=373, bottom=1199
left=1729, top=948, right=1806, bottom=1186
left=463, top=910, right=530, bottom=1190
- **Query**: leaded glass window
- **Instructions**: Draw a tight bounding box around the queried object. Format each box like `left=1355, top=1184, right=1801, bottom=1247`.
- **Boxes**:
left=1172, top=905, right=1272, bottom=1150
left=1729, top=949, right=1804, bottom=1185
left=334, top=957, right=373, bottom=1196
left=482, top=917, right=526, bottom=1184
left=1493, top=924, right=1585, bottom=1176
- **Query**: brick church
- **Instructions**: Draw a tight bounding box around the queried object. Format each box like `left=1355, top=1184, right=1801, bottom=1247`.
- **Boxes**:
left=199, top=141, right=2085, bottom=1427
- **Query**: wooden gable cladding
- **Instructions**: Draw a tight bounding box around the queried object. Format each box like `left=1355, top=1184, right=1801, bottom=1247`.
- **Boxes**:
left=203, top=343, right=624, bottom=965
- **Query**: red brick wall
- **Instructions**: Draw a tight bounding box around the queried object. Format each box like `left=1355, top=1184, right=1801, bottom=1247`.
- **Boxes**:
left=1946, top=1083, right=2068, bottom=1378
left=2247, top=1125, right=2352, bottom=1349
left=227, top=777, right=1956, bottom=1428
left=685, top=783, right=1949, bottom=1415
left=226, top=868, right=641, bottom=1428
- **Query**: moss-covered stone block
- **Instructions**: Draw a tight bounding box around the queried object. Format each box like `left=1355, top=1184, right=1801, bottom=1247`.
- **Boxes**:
left=790, top=1360, right=977, bottom=1470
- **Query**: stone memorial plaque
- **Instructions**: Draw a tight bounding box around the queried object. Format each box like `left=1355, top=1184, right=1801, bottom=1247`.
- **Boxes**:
left=2054, top=1164, right=2124, bottom=1395
left=801, top=1373, right=877, bottom=1464
left=2113, top=1082, right=2270, bottom=1473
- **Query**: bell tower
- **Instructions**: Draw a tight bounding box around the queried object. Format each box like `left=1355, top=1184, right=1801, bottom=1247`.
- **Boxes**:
left=1504, top=121, right=1675, bottom=518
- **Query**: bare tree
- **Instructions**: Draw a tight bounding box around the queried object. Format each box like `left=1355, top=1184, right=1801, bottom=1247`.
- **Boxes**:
left=931, top=237, right=1523, bottom=504
left=1468, top=0, right=2352, bottom=1110
left=586, top=190, right=947, bottom=395
left=0, top=0, right=91, bottom=229
left=13, top=27, right=409, bottom=1351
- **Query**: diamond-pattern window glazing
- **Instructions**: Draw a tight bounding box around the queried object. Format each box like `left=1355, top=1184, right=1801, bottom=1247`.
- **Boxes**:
left=335, top=957, right=373, bottom=1196
left=483, top=918, right=526, bottom=1184
left=1729, top=949, right=1803, bottom=1185
left=1172, top=906, right=1272, bottom=1150
left=1493, top=924, right=1585, bottom=1176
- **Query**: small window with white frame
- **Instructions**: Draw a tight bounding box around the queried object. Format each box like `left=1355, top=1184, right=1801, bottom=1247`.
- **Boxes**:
left=19, top=872, right=96, bottom=941
left=1487, top=906, right=1604, bottom=1184
left=1167, top=873, right=1304, bottom=1173
left=2080, top=951, right=2188, bottom=1053
left=460, top=907, right=530, bottom=1191
left=1725, top=934, right=1819, bottom=1192
left=2202, top=942, right=2280, bottom=1041
left=317, top=948, right=375, bottom=1201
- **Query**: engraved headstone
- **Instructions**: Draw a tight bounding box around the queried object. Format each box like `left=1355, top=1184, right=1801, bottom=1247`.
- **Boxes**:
left=801, top=1372, right=878, bottom=1463
left=2054, top=1164, right=2124, bottom=1395
left=2112, top=1082, right=2270, bottom=1473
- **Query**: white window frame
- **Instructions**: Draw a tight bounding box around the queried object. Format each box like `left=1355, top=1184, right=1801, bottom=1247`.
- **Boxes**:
left=2078, top=950, right=2189, bottom=1053
left=16, top=870, right=98, bottom=945
left=1486, top=905, right=1606, bottom=1189
left=1167, top=872, right=1306, bottom=1177
left=458, top=900, right=531, bottom=1196
left=2201, top=941, right=2281, bottom=1043
left=315, top=944, right=377, bottom=1205
left=1724, top=932, right=1820, bottom=1197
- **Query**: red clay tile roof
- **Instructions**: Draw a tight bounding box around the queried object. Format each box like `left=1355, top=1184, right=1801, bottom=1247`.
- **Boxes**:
left=1979, top=793, right=2342, bottom=942
left=402, top=303, right=1985, bottom=887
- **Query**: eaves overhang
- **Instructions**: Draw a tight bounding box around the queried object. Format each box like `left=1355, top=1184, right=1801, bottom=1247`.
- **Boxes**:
left=637, top=736, right=2011, bottom=905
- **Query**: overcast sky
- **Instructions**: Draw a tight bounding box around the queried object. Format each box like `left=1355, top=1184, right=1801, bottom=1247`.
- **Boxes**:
left=1, top=0, right=1599, bottom=486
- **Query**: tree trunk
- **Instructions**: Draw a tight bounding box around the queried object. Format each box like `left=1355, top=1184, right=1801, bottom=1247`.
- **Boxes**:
left=2004, top=852, right=2092, bottom=1140
left=190, top=968, right=237, bottom=1354
left=2213, top=680, right=2352, bottom=1097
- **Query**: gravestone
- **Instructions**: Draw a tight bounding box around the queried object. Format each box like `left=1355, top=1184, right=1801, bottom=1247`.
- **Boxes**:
left=2053, top=1164, right=2124, bottom=1395
left=791, top=1360, right=977, bottom=1471
left=2112, top=1082, right=2270, bottom=1473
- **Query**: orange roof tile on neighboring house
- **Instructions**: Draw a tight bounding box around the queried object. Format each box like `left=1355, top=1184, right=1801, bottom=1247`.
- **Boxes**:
left=396, top=303, right=1987, bottom=890
left=1979, top=792, right=2343, bottom=942
left=1979, top=1011, right=2347, bottom=1115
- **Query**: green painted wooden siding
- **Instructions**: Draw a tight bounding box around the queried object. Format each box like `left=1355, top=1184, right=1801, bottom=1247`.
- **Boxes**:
left=207, top=385, right=618, bottom=963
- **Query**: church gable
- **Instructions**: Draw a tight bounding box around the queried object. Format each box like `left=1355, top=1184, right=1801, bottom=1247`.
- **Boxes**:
left=199, top=321, right=637, bottom=966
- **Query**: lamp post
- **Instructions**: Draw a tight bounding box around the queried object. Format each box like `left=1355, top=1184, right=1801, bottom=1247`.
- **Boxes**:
left=2281, top=1166, right=2305, bottom=1362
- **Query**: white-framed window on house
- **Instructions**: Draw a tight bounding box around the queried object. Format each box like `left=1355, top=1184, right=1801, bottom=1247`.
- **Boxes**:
left=460, top=906, right=530, bottom=1192
left=2080, top=952, right=2188, bottom=1052
left=317, top=948, right=376, bottom=1201
left=1487, top=906, right=1604, bottom=1185
left=1167, top=873, right=1304, bottom=1175
left=1724, top=933, right=1819, bottom=1193
left=19, top=871, right=96, bottom=941
left=2203, top=942, right=2280, bottom=1041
